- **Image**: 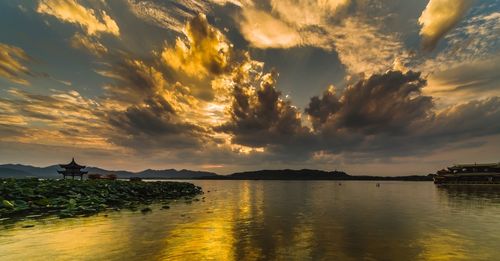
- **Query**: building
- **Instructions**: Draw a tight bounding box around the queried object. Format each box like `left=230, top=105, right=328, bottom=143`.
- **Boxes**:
left=57, top=158, right=88, bottom=180
left=434, top=162, right=500, bottom=185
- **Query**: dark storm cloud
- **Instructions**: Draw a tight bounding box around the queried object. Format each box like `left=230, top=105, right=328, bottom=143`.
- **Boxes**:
left=307, top=70, right=432, bottom=135
left=107, top=95, right=207, bottom=150
left=423, top=97, right=500, bottom=142
left=214, top=68, right=500, bottom=163
left=303, top=70, right=500, bottom=158
left=217, top=71, right=311, bottom=148
left=352, top=97, right=500, bottom=158
left=100, top=54, right=209, bottom=150
left=108, top=96, right=178, bottom=136
left=101, top=58, right=164, bottom=103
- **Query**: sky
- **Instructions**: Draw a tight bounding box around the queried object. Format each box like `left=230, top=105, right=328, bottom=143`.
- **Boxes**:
left=0, top=0, right=499, bottom=175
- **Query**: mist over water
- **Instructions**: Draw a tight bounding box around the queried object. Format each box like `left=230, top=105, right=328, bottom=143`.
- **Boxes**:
left=2, top=180, right=500, bottom=260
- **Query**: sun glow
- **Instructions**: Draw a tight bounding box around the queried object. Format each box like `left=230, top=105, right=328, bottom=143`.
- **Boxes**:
left=204, top=102, right=227, bottom=124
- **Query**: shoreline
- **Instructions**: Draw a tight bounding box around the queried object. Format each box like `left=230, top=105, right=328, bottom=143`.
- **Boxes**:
left=139, top=176, right=434, bottom=181
left=0, top=179, right=202, bottom=222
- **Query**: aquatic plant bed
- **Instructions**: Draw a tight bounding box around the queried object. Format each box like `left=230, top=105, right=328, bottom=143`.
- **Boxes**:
left=0, top=178, right=202, bottom=221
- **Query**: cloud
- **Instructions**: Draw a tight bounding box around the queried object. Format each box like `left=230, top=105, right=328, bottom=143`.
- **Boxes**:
left=418, top=0, right=474, bottom=51
left=425, top=56, right=500, bottom=104
left=1, top=89, right=100, bottom=123
left=37, top=0, right=120, bottom=36
left=239, top=8, right=302, bottom=49
left=5, top=1, right=500, bottom=172
left=304, top=70, right=500, bottom=159
left=0, top=43, right=32, bottom=85
left=269, top=0, right=349, bottom=27
left=70, top=33, right=108, bottom=56
left=422, top=97, right=500, bottom=143
left=0, top=88, right=108, bottom=149
left=127, top=0, right=208, bottom=33
left=306, top=70, right=432, bottom=134
left=235, top=0, right=344, bottom=50
left=97, top=54, right=215, bottom=150
left=327, top=18, right=405, bottom=75
left=161, top=14, right=231, bottom=79
left=107, top=95, right=209, bottom=150
left=217, top=69, right=310, bottom=148
left=235, top=2, right=404, bottom=75
left=365, top=97, right=500, bottom=157
left=99, top=59, right=166, bottom=104
left=418, top=9, right=500, bottom=105
left=420, top=9, right=500, bottom=72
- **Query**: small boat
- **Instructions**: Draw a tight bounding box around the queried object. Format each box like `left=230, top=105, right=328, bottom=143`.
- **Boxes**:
left=433, top=162, right=500, bottom=185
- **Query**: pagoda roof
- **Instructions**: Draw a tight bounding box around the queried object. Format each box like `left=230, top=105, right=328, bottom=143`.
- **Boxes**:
left=59, top=158, right=86, bottom=169
left=58, top=170, right=88, bottom=174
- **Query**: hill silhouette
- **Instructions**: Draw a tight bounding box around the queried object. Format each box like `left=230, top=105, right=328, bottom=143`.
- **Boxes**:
left=0, top=164, right=432, bottom=181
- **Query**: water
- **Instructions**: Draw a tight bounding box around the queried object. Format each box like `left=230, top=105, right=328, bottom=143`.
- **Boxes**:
left=1, top=180, right=500, bottom=260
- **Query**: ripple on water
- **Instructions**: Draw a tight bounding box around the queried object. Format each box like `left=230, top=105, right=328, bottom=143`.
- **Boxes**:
left=1, top=181, right=500, bottom=260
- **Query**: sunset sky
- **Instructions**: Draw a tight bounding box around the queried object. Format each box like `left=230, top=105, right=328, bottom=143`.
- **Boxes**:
left=0, top=0, right=499, bottom=175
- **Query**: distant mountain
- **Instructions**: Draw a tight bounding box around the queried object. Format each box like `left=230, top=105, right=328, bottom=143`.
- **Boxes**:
left=0, top=164, right=433, bottom=181
left=0, top=164, right=218, bottom=179
left=136, top=169, right=219, bottom=179
left=227, top=169, right=350, bottom=180
left=0, top=164, right=60, bottom=178
left=205, top=169, right=432, bottom=181
left=0, top=167, right=33, bottom=178
left=85, top=167, right=219, bottom=179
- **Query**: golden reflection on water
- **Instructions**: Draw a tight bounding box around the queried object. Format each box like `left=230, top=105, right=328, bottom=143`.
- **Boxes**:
left=2, top=181, right=500, bottom=260
left=418, top=228, right=470, bottom=260
left=159, top=181, right=266, bottom=260
left=0, top=214, right=132, bottom=261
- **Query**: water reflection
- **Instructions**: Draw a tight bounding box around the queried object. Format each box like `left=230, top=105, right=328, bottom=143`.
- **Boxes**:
left=2, top=181, right=500, bottom=260
left=438, top=185, right=500, bottom=203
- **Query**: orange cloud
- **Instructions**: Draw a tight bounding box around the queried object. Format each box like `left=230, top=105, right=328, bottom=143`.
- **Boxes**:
left=418, top=0, right=474, bottom=50
left=37, top=0, right=120, bottom=36
left=161, top=14, right=230, bottom=78
left=0, top=43, right=32, bottom=85
left=70, top=33, right=108, bottom=56
left=239, top=8, right=301, bottom=49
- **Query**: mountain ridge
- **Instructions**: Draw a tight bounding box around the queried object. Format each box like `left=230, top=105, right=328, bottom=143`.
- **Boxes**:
left=0, top=163, right=433, bottom=181
left=0, top=164, right=218, bottom=179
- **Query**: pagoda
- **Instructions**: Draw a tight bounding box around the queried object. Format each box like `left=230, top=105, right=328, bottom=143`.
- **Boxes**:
left=57, top=158, right=88, bottom=180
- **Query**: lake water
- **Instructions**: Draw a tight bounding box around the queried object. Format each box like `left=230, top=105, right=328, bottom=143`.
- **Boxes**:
left=1, top=180, right=500, bottom=260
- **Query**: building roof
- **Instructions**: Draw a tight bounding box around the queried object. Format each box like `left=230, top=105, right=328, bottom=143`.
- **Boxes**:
left=59, top=158, right=86, bottom=169
left=449, top=163, right=500, bottom=169
left=57, top=170, right=88, bottom=174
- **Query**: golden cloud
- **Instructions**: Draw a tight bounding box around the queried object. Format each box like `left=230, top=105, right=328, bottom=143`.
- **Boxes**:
left=328, top=18, right=404, bottom=75
left=37, top=0, right=120, bottom=36
left=161, top=14, right=230, bottom=78
left=128, top=0, right=208, bottom=33
left=418, top=0, right=474, bottom=50
left=239, top=8, right=302, bottom=49
left=270, top=0, right=349, bottom=27
left=0, top=88, right=110, bottom=149
left=235, top=1, right=403, bottom=76
left=70, top=33, right=108, bottom=57
left=0, top=43, right=32, bottom=85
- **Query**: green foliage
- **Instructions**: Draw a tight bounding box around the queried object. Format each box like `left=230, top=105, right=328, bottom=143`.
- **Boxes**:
left=0, top=179, right=202, bottom=221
